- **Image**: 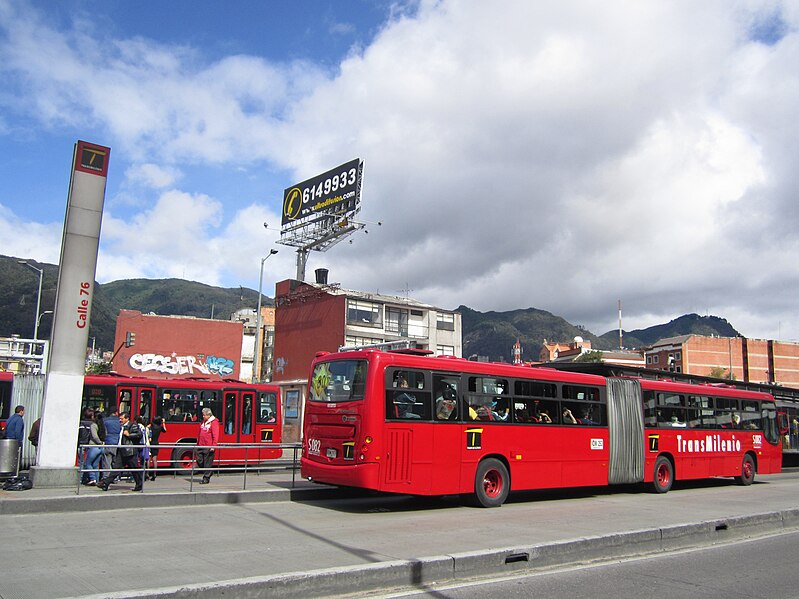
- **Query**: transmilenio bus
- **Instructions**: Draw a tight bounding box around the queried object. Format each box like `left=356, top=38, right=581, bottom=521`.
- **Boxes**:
left=81, top=374, right=282, bottom=467
left=301, top=348, right=783, bottom=507
left=1, top=373, right=282, bottom=467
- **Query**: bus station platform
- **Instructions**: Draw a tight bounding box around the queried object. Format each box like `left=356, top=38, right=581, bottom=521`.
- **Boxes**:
left=2, top=468, right=799, bottom=598
left=0, top=464, right=349, bottom=515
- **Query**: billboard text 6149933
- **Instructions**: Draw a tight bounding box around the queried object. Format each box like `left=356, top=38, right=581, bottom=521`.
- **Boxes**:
left=281, top=158, right=363, bottom=226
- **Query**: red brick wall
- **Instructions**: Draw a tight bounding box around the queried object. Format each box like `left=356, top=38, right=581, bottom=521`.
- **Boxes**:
left=112, top=310, right=243, bottom=380
left=272, top=281, right=346, bottom=382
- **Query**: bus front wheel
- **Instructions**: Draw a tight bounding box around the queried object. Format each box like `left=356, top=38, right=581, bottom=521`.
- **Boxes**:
left=474, top=458, right=509, bottom=508
left=736, top=454, right=756, bottom=486
left=651, top=455, right=673, bottom=494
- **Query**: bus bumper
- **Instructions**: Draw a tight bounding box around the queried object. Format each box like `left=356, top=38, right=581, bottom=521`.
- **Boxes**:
left=300, top=457, right=380, bottom=488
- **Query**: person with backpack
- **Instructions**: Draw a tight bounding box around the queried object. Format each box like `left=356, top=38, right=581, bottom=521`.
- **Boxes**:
left=78, top=408, right=103, bottom=485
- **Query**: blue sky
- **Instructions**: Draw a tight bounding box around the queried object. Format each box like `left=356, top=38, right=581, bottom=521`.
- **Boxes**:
left=2, top=0, right=798, bottom=343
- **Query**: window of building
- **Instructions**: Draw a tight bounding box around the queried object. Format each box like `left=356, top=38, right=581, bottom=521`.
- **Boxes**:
left=646, top=356, right=653, bottom=364
left=436, top=312, right=455, bottom=331
left=436, top=345, right=455, bottom=356
left=675, top=351, right=682, bottom=360
left=347, top=299, right=382, bottom=327
left=653, top=355, right=659, bottom=363
left=386, top=307, right=409, bottom=336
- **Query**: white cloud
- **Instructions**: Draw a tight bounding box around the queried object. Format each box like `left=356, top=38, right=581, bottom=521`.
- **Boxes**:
left=0, top=204, right=62, bottom=263
left=3, top=0, right=799, bottom=342
left=124, top=163, right=182, bottom=189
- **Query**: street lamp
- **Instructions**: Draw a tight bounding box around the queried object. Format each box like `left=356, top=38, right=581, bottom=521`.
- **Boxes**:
left=37, top=310, right=54, bottom=333
left=253, top=249, right=278, bottom=383
left=18, top=260, right=44, bottom=340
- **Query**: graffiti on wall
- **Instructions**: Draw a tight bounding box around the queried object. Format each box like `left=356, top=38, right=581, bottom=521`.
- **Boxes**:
left=129, top=353, right=235, bottom=377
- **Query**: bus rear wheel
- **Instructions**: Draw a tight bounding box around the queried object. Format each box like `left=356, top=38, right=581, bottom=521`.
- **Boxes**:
left=172, top=446, right=196, bottom=470
left=736, top=454, right=756, bottom=486
left=651, top=455, right=673, bottom=494
left=474, top=458, right=509, bottom=508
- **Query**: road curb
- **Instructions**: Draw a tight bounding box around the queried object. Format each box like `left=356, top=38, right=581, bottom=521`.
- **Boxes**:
left=71, top=508, right=799, bottom=599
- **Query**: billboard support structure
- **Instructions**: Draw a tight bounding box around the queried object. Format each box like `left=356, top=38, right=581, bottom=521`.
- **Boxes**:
left=278, top=159, right=364, bottom=282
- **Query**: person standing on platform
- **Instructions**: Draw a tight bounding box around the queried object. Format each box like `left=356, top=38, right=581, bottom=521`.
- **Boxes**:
left=5, top=405, right=25, bottom=467
left=196, top=407, right=219, bottom=484
left=101, top=408, right=121, bottom=482
left=98, top=412, right=142, bottom=492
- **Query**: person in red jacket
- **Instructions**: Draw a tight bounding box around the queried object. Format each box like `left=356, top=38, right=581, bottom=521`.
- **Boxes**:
left=196, top=407, right=220, bottom=484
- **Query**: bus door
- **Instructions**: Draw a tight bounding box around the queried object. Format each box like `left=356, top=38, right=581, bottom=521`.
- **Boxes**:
left=222, top=391, right=237, bottom=438
left=117, top=386, right=134, bottom=416
left=253, top=389, right=280, bottom=459
left=239, top=390, right=256, bottom=444
left=431, top=373, right=463, bottom=495
left=134, top=386, right=156, bottom=423
left=382, top=368, right=434, bottom=492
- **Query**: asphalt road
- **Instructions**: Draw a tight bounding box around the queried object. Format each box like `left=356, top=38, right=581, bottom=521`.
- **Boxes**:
left=370, top=528, right=799, bottom=598
left=3, top=468, right=799, bottom=598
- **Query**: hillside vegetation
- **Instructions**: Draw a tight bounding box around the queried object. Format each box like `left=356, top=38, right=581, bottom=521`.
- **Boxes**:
left=2, top=254, right=739, bottom=359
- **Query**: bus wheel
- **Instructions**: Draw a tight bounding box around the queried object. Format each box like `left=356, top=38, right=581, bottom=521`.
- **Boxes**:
left=474, top=458, right=509, bottom=508
left=651, top=455, right=673, bottom=494
left=736, top=454, right=756, bottom=486
left=172, top=446, right=195, bottom=470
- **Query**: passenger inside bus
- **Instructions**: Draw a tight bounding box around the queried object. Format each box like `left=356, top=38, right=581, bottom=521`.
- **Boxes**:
left=490, top=400, right=509, bottom=421
left=435, top=386, right=458, bottom=420
left=394, top=375, right=421, bottom=419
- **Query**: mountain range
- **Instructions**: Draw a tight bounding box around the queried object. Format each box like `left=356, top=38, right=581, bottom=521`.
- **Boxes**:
left=2, top=254, right=740, bottom=361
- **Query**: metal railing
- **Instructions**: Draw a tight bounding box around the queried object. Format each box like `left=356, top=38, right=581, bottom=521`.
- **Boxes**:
left=76, top=442, right=302, bottom=495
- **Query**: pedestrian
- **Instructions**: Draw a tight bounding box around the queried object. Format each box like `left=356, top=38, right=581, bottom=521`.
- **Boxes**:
left=28, top=417, right=41, bottom=448
left=78, top=408, right=103, bottom=485
left=146, top=416, right=167, bottom=480
left=5, top=405, right=25, bottom=468
left=135, top=416, right=150, bottom=480
left=196, top=407, right=219, bottom=484
left=100, top=408, right=121, bottom=484
left=98, top=411, right=143, bottom=492
left=5, top=405, right=25, bottom=444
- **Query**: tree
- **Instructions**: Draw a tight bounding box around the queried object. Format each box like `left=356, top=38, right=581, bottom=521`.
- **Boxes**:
left=86, top=361, right=112, bottom=375
left=575, top=350, right=604, bottom=363
left=708, top=366, right=736, bottom=380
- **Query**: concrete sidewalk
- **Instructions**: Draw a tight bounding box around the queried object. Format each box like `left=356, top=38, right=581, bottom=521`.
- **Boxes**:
left=0, top=465, right=351, bottom=515
left=2, top=470, right=799, bottom=599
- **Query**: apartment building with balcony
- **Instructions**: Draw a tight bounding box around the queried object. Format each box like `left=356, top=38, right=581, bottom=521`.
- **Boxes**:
left=271, top=276, right=462, bottom=441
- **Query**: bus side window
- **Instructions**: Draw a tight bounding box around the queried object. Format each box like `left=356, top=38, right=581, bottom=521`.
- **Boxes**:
left=387, top=370, right=430, bottom=420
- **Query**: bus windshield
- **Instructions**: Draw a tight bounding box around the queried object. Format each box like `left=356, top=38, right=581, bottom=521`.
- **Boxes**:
left=309, top=360, right=367, bottom=402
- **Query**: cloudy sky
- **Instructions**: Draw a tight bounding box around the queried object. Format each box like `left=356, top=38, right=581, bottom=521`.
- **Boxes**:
left=1, top=0, right=797, bottom=341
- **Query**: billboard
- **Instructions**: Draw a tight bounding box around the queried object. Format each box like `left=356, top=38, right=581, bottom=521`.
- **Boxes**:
left=281, top=158, right=363, bottom=226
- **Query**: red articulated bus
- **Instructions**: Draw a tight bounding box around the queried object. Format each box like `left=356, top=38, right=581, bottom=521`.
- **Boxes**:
left=81, top=374, right=282, bottom=468
left=300, top=349, right=783, bottom=507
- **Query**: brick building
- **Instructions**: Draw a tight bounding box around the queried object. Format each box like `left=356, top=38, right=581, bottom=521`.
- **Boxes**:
left=111, top=310, right=244, bottom=380
left=645, top=335, right=799, bottom=387
left=272, top=277, right=462, bottom=442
